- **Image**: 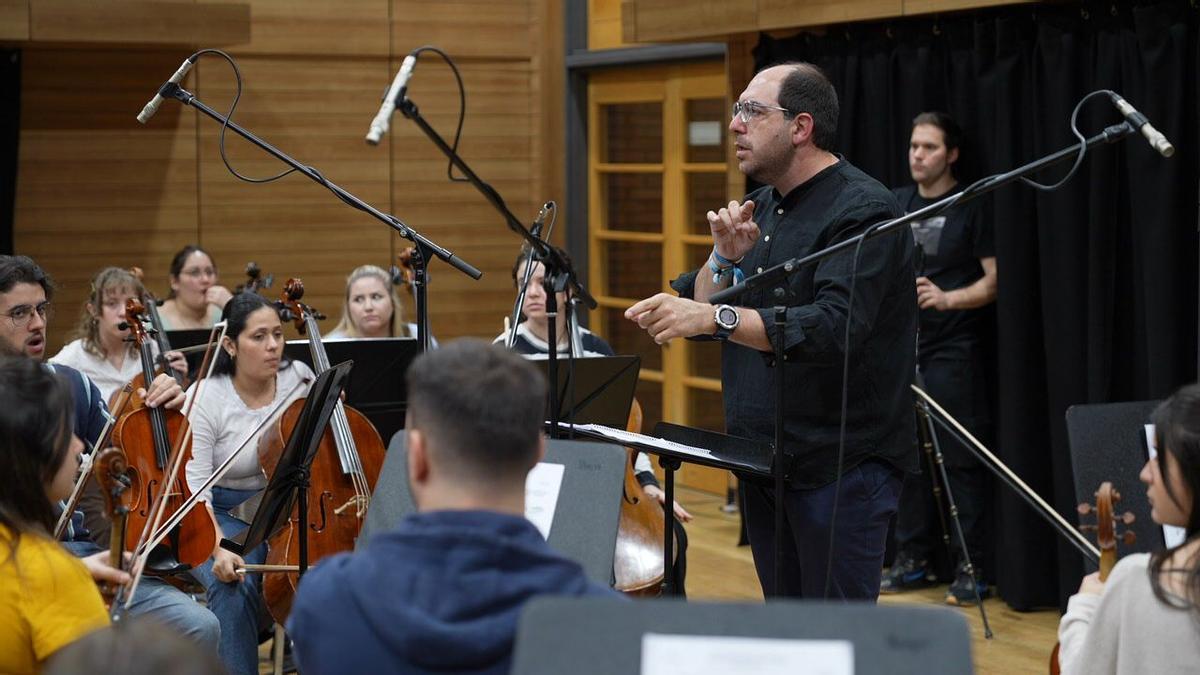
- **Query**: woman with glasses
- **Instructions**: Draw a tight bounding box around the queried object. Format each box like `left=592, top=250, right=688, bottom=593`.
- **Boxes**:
left=0, top=355, right=110, bottom=675
left=158, top=246, right=234, bottom=330
left=48, top=267, right=187, bottom=404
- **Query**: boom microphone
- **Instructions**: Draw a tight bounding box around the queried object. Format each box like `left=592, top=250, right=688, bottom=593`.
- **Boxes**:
left=366, top=52, right=418, bottom=145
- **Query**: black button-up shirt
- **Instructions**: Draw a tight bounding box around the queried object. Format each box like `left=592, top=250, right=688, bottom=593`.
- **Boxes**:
left=673, top=159, right=918, bottom=488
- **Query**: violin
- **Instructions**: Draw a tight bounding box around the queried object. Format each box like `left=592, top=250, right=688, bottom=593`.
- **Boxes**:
left=110, top=298, right=217, bottom=574
left=613, top=398, right=676, bottom=596
left=257, top=278, right=385, bottom=622
left=93, top=446, right=132, bottom=607
left=1049, top=481, right=1136, bottom=674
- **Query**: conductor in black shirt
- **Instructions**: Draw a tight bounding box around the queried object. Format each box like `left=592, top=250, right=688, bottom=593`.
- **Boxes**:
left=625, top=62, right=917, bottom=600
left=883, top=112, right=997, bottom=606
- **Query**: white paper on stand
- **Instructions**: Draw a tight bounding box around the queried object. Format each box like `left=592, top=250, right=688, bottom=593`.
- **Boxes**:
left=524, top=461, right=565, bottom=540
left=1145, top=424, right=1187, bottom=548
left=640, top=633, right=853, bottom=675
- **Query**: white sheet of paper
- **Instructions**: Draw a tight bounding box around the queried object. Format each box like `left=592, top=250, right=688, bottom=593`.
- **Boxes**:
left=524, top=461, right=565, bottom=540
left=640, top=634, right=853, bottom=675
left=1144, top=424, right=1187, bottom=548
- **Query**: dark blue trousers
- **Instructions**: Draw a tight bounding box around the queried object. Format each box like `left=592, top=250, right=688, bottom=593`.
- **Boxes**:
left=743, top=459, right=902, bottom=600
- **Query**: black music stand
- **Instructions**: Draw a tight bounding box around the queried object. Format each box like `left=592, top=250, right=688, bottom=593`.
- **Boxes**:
left=358, top=432, right=626, bottom=586
left=1065, top=400, right=1163, bottom=561
left=512, top=597, right=973, bottom=674
left=284, top=338, right=422, bottom=444
left=530, top=355, right=640, bottom=429
left=165, top=328, right=215, bottom=379
left=548, top=420, right=772, bottom=595
left=220, top=360, right=353, bottom=581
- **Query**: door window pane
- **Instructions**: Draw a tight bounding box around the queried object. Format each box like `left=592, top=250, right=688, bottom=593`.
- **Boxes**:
left=602, top=173, right=662, bottom=233
left=602, top=102, right=662, bottom=164
left=686, top=98, right=727, bottom=163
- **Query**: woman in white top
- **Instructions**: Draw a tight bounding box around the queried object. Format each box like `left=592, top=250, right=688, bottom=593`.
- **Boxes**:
left=324, top=264, right=421, bottom=340
left=1058, top=383, right=1200, bottom=674
left=157, top=246, right=234, bottom=331
left=49, top=267, right=187, bottom=405
left=185, top=292, right=313, bottom=675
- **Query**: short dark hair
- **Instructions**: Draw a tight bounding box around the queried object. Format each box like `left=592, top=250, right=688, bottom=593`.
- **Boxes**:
left=912, top=111, right=963, bottom=153
left=0, top=355, right=75, bottom=560
left=0, top=255, right=54, bottom=300
left=406, top=339, right=545, bottom=482
left=775, top=62, right=839, bottom=151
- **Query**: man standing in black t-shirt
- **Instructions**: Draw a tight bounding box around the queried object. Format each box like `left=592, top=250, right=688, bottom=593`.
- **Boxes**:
left=882, top=112, right=997, bottom=605
left=625, top=63, right=916, bottom=601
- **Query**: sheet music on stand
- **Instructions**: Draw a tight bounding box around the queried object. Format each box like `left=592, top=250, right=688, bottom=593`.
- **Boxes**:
left=548, top=421, right=772, bottom=478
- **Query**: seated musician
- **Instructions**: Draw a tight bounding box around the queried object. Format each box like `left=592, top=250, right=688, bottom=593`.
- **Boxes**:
left=0, top=255, right=219, bottom=651
left=0, top=355, right=110, bottom=675
left=185, top=291, right=315, bottom=675
left=496, top=253, right=694, bottom=547
left=287, top=339, right=616, bottom=674
left=1057, top=383, right=1200, bottom=674
left=48, top=266, right=187, bottom=403
left=494, top=251, right=612, bottom=357
left=157, top=245, right=234, bottom=330
left=324, top=264, right=420, bottom=339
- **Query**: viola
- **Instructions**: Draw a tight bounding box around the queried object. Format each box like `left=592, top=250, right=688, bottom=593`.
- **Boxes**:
left=1049, top=481, right=1136, bottom=674
left=93, top=446, right=132, bottom=607
left=131, top=266, right=186, bottom=388
left=613, top=398, right=676, bottom=596
left=257, top=278, right=385, bottom=622
left=54, top=383, right=135, bottom=541
left=110, top=297, right=217, bottom=574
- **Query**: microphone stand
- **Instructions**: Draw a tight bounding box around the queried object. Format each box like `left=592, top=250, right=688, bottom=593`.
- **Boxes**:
left=394, top=95, right=597, bottom=438
left=708, top=121, right=1140, bottom=598
left=710, top=122, right=1137, bottom=306
left=156, top=82, right=481, bottom=353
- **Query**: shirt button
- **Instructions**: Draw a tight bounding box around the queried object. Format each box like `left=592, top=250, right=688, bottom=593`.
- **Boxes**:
left=776, top=208, right=784, bottom=215
left=764, top=235, right=770, bottom=242
left=756, top=267, right=763, bottom=273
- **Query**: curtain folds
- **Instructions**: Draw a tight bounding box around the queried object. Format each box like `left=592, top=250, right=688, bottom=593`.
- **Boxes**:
left=754, top=1, right=1199, bottom=610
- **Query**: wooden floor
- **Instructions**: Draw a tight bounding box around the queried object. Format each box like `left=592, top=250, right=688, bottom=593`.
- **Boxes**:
left=261, top=487, right=1061, bottom=673
left=677, top=487, right=1060, bottom=675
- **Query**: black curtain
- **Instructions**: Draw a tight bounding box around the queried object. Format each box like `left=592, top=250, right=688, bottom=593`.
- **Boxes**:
left=755, top=1, right=1199, bottom=610
left=0, top=49, right=18, bottom=255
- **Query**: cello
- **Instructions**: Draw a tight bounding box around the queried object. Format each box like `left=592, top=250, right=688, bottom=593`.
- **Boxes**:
left=613, top=398, right=676, bottom=596
left=110, top=298, right=218, bottom=574
left=257, top=277, right=386, bottom=622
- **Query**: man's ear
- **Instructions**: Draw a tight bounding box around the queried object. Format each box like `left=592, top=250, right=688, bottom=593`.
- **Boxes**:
left=791, top=112, right=815, bottom=147
left=407, top=428, right=429, bottom=485
left=947, top=146, right=960, bottom=167
left=535, top=434, right=546, bottom=465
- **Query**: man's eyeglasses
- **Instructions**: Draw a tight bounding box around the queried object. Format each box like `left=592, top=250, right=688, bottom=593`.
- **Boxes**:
left=3, top=301, right=53, bottom=329
left=731, top=100, right=793, bottom=124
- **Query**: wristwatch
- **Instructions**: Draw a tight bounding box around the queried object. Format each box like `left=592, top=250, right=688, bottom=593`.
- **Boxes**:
left=713, top=304, right=740, bottom=340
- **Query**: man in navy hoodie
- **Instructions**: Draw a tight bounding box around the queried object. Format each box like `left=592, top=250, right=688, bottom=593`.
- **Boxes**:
left=288, top=338, right=616, bottom=674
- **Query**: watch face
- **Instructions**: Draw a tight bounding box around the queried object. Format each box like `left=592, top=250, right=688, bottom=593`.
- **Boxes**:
left=717, top=306, right=738, bottom=327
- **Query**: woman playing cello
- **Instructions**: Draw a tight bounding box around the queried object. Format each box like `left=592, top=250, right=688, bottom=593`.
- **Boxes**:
left=184, top=292, right=313, bottom=675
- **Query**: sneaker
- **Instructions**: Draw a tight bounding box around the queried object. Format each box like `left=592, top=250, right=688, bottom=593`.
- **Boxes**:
left=880, top=551, right=936, bottom=594
left=945, top=564, right=990, bottom=606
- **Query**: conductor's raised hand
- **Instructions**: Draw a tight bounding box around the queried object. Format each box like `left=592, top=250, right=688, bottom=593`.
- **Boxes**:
left=625, top=293, right=713, bottom=345
left=707, top=200, right=760, bottom=262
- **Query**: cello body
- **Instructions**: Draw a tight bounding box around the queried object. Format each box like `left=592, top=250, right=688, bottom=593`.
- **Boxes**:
left=257, top=277, right=387, bottom=622
left=613, top=398, right=675, bottom=596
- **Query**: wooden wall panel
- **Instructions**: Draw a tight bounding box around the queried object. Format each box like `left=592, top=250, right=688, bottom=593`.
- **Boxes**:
left=388, top=59, right=537, bottom=340
left=193, top=55, right=394, bottom=337
left=15, top=49, right=199, bottom=347
left=199, top=0, right=389, bottom=57
left=14, top=0, right=560, bottom=352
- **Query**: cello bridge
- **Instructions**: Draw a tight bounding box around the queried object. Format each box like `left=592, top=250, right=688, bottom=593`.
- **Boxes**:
left=334, top=495, right=368, bottom=518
